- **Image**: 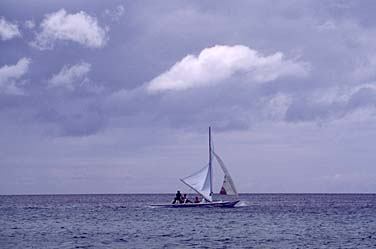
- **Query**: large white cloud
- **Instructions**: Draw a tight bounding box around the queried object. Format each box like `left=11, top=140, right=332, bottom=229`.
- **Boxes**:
left=147, top=45, right=309, bottom=92
left=31, top=9, right=108, bottom=50
left=0, top=58, right=31, bottom=95
left=48, top=62, right=91, bottom=90
left=0, top=17, right=21, bottom=40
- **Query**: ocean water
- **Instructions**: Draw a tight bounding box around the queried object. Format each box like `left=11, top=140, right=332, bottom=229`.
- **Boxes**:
left=1, top=194, right=376, bottom=249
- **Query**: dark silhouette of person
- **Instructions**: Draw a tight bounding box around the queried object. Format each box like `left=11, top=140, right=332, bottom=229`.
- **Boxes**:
left=172, top=190, right=183, bottom=204
left=182, top=194, right=192, bottom=203
left=194, top=196, right=200, bottom=203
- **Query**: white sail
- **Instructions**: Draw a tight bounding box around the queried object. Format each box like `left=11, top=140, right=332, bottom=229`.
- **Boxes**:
left=213, top=151, right=238, bottom=196
left=180, top=164, right=213, bottom=202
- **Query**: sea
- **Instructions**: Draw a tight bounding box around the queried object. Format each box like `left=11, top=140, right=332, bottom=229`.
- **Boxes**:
left=1, top=194, right=376, bottom=249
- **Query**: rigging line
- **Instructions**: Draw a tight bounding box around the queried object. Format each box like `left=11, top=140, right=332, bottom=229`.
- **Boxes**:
left=211, top=129, right=215, bottom=153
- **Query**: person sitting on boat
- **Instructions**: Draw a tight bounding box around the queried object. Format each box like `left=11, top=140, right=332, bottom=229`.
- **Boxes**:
left=172, top=190, right=183, bottom=204
left=182, top=194, right=192, bottom=203
left=194, top=196, right=200, bottom=203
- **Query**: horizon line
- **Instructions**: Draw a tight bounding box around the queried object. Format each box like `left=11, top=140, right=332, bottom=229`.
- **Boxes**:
left=1, top=192, right=376, bottom=196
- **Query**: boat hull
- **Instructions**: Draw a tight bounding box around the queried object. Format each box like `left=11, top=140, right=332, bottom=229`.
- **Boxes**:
left=150, top=200, right=240, bottom=208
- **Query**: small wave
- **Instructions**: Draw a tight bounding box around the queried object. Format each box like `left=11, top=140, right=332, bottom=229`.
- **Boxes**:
left=73, top=235, right=87, bottom=239
left=115, top=238, right=128, bottom=243
left=235, top=200, right=251, bottom=207
left=23, top=206, right=48, bottom=210
left=112, top=205, right=126, bottom=210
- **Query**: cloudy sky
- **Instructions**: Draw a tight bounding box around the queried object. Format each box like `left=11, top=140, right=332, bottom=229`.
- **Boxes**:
left=1, top=0, right=376, bottom=194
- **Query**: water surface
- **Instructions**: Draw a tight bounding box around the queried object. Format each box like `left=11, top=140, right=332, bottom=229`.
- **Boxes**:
left=1, top=194, right=375, bottom=248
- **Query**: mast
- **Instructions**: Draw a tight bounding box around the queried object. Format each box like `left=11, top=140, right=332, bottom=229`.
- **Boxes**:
left=209, top=126, right=213, bottom=198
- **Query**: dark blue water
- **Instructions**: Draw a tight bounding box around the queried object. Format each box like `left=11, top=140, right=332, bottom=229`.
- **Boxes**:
left=1, top=194, right=376, bottom=249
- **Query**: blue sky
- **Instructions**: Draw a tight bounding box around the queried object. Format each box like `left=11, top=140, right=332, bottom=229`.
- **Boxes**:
left=1, top=0, right=376, bottom=194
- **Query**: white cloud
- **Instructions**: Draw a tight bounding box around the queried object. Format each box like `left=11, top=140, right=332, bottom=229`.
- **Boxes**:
left=103, top=5, right=125, bottom=21
left=285, top=82, right=376, bottom=123
left=352, top=54, right=376, bottom=82
left=0, top=58, right=31, bottom=95
left=264, top=93, right=292, bottom=120
left=48, top=62, right=91, bottom=90
left=147, top=45, right=309, bottom=92
left=317, top=20, right=337, bottom=31
left=24, top=19, right=36, bottom=29
left=31, top=9, right=108, bottom=50
left=0, top=17, right=21, bottom=40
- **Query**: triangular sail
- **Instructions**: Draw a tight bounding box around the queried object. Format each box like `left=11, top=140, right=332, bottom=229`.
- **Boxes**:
left=212, top=151, right=238, bottom=196
left=180, top=164, right=213, bottom=202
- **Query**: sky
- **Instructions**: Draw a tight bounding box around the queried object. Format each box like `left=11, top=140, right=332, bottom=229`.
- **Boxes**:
left=1, top=0, right=376, bottom=194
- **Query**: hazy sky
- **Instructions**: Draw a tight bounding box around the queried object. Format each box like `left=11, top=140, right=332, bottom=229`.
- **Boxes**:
left=1, top=0, right=376, bottom=194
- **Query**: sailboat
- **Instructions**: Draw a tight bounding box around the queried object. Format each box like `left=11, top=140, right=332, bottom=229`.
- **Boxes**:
left=151, top=127, right=240, bottom=208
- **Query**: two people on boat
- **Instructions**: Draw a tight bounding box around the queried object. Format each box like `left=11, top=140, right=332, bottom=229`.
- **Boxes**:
left=172, top=190, right=201, bottom=204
